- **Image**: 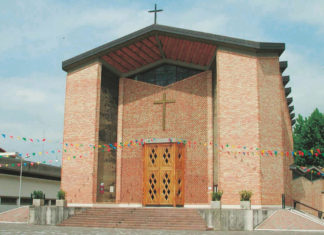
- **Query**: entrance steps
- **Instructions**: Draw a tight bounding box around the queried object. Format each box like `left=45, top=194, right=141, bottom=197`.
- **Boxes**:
left=58, top=207, right=208, bottom=230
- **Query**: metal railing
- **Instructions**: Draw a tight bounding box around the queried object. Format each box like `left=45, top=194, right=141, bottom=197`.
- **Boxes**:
left=293, top=200, right=323, bottom=219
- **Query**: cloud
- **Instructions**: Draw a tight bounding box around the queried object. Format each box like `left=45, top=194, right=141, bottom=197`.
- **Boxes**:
left=246, top=0, right=324, bottom=34
left=0, top=1, right=150, bottom=58
left=280, top=48, right=324, bottom=117
left=0, top=73, right=65, bottom=140
left=14, top=89, right=46, bottom=104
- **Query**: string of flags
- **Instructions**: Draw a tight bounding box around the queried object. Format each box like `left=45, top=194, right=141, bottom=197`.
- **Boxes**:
left=1, top=132, right=323, bottom=170
left=0, top=140, right=322, bottom=160
left=0, top=150, right=323, bottom=177
left=0, top=138, right=323, bottom=175
left=1, top=133, right=51, bottom=143
left=1, top=133, right=322, bottom=158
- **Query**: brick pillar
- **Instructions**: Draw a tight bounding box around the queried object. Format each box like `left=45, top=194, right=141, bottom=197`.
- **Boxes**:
left=258, top=56, right=287, bottom=206
left=216, top=48, right=262, bottom=206
left=61, top=62, right=102, bottom=204
left=115, top=78, right=124, bottom=203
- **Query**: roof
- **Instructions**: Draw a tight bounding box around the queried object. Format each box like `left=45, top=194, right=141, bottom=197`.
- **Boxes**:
left=62, top=24, right=285, bottom=75
left=0, top=157, right=61, bottom=180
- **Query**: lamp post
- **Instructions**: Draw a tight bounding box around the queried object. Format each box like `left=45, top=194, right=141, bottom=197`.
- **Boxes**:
left=18, top=155, right=23, bottom=207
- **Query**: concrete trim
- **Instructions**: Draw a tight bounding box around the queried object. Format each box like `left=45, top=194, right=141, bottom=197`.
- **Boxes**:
left=144, top=138, right=184, bottom=144
left=221, top=205, right=241, bottom=209
left=221, top=205, right=282, bottom=209
left=184, top=204, right=211, bottom=208
left=67, top=203, right=94, bottom=207
left=256, top=205, right=282, bottom=209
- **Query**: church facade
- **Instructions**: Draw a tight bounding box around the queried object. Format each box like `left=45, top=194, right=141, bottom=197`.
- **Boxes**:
left=61, top=24, right=294, bottom=208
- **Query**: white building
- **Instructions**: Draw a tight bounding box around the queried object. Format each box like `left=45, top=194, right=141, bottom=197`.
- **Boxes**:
left=0, top=149, right=60, bottom=212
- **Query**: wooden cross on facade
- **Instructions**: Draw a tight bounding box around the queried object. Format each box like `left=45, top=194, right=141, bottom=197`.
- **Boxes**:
left=148, top=4, right=163, bottom=24
left=154, top=93, right=175, bottom=131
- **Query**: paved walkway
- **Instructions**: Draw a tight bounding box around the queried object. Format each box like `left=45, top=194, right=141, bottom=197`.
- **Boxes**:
left=0, top=224, right=323, bottom=235
left=256, top=210, right=324, bottom=231
left=0, top=206, right=28, bottom=223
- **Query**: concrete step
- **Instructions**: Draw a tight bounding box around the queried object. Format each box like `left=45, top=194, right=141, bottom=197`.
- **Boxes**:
left=61, top=220, right=206, bottom=225
left=74, top=214, right=202, bottom=218
left=60, top=224, right=206, bottom=230
left=58, top=208, right=207, bottom=231
left=59, top=222, right=206, bottom=230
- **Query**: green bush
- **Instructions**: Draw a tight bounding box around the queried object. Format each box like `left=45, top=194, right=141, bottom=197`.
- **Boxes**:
left=239, top=190, right=252, bottom=201
left=212, top=191, right=223, bottom=201
left=57, top=189, right=66, bottom=200
left=32, top=190, right=44, bottom=199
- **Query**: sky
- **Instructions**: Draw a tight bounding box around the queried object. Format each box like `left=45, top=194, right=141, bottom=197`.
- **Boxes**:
left=0, top=0, right=323, bottom=165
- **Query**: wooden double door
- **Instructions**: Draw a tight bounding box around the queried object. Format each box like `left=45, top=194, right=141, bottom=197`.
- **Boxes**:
left=143, top=143, right=185, bottom=206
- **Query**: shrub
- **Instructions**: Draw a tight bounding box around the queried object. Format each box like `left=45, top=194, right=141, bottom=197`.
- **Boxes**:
left=239, top=190, right=252, bottom=201
left=212, top=191, right=223, bottom=201
left=57, top=189, right=66, bottom=200
left=32, top=190, right=44, bottom=199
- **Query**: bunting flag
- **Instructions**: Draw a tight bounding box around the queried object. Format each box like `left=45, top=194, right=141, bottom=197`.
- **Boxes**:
left=1, top=132, right=323, bottom=161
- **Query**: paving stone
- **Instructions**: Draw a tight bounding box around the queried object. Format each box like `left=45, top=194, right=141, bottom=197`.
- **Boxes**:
left=0, top=206, right=29, bottom=223
left=0, top=224, right=322, bottom=235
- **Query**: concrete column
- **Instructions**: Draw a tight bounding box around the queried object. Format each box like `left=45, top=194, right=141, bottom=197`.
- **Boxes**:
left=46, top=206, right=51, bottom=225
left=244, top=210, right=253, bottom=231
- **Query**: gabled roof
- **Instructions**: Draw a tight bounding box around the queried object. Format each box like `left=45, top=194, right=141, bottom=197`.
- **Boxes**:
left=62, top=24, right=285, bottom=75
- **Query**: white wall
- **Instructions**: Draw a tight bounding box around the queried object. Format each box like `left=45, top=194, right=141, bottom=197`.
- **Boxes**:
left=0, top=174, right=60, bottom=199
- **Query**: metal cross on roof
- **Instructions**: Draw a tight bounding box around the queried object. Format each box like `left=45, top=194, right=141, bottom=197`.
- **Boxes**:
left=148, top=4, right=163, bottom=24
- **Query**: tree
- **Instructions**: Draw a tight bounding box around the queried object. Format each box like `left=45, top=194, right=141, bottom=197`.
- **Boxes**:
left=293, top=108, right=324, bottom=167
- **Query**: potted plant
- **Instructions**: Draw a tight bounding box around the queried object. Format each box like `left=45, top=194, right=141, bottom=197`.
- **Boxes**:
left=56, top=189, right=67, bottom=207
left=239, top=190, right=252, bottom=209
left=32, top=190, right=45, bottom=206
left=211, top=191, right=223, bottom=209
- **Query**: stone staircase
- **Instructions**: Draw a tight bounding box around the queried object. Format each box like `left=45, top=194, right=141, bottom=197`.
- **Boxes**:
left=59, top=207, right=208, bottom=231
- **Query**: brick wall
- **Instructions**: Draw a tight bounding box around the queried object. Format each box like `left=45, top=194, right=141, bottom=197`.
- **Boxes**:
left=216, top=48, right=261, bottom=205
left=116, top=71, right=213, bottom=204
left=258, top=56, right=285, bottom=205
left=292, top=177, right=324, bottom=217
left=61, top=62, right=101, bottom=204
left=216, top=49, right=292, bottom=206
